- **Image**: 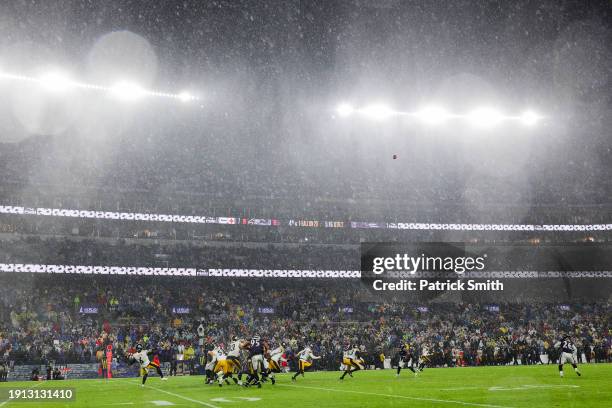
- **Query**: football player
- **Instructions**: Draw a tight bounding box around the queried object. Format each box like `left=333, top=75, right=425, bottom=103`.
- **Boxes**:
left=205, top=344, right=223, bottom=384
left=292, top=344, right=320, bottom=381
left=265, top=340, right=287, bottom=385
left=226, top=336, right=243, bottom=369
left=396, top=343, right=417, bottom=377
left=237, top=341, right=251, bottom=386
left=417, top=344, right=431, bottom=372
left=246, top=335, right=265, bottom=388
left=340, top=344, right=364, bottom=380
left=212, top=344, right=239, bottom=387
left=128, top=344, right=167, bottom=386
left=555, top=336, right=581, bottom=377
left=225, top=336, right=245, bottom=383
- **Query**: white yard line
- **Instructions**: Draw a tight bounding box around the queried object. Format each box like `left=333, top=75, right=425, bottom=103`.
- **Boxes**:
left=277, top=383, right=515, bottom=408
left=441, top=387, right=485, bottom=391
left=142, top=384, right=221, bottom=408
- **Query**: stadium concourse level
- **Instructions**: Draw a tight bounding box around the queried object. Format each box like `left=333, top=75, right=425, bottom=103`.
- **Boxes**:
left=0, top=274, right=610, bottom=371
left=4, top=235, right=612, bottom=277
left=1, top=179, right=611, bottom=224
left=1, top=180, right=612, bottom=224
left=0, top=212, right=611, bottom=245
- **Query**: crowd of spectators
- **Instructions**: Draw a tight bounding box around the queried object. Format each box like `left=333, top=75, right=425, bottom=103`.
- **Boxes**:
left=0, top=235, right=357, bottom=270
left=0, top=275, right=609, bottom=374
left=3, top=235, right=612, bottom=275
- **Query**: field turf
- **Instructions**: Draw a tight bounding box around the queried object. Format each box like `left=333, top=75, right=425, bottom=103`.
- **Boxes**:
left=0, top=364, right=610, bottom=407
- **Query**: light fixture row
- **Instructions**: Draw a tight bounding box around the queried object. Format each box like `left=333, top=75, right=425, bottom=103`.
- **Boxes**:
left=335, top=103, right=542, bottom=126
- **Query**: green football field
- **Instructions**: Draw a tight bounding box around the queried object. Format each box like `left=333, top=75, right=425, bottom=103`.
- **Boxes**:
left=1, top=364, right=610, bottom=407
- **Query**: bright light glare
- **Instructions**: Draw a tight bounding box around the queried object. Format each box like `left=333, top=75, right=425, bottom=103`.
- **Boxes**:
left=468, top=107, right=504, bottom=128
left=336, top=103, right=354, bottom=117
left=38, top=72, right=74, bottom=92
left=110, top=81, right=145, bottom=101
left=178, top=91, right=194, bottom=102
left=0, top=68, right=197, bottom=103
left=415, top=106, right=451, bottom=125
left=359, top=104, right=395, bottom=120
left=519, top=110, right=540, bottom=126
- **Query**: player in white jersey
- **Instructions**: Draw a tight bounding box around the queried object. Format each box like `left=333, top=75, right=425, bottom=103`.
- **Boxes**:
left=211, top=344, right=240, bottom=387
left=554, top=336, right=581, bottom=377
left=417, top=344, right=431, bottom=372
left=227, top=336, right=243, bottom=364
left=265, top=341, right=286, bottom=384
left=225, top=336, right=244, bottom=382
left=291, top=345, right=320, bottom=381
left=205, top=345, right=224, bottom=384
left=340, top=344, right=364, bottom=380
left=128, top=344, right=167, bottom=386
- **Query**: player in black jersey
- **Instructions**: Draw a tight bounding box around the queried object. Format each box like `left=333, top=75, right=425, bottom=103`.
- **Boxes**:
left=555, top=336, right=581, bottom=377
left=245, top=335, right=265, bottom=388
left=396, top=344, right=417, bottom=377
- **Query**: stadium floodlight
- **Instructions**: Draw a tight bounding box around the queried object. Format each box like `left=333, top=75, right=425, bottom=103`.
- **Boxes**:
left=38, top=72, right=74, bottom=92
left=0, top=68, right=198, bottom=103
left=519, top=110, right=540, bottom=126
left=415, top=106, right=451, bottom=125
left=336, top=103, right=355, bottom=118
left=467, top=107, right=505, bottom=128
left=177, top=91, right=195, bottom=102
left=109, top=81, right=146, bottom=101
left=359, top=104, right=396, bottom=120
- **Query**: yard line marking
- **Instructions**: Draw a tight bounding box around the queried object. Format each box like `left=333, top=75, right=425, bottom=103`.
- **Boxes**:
left=442, top=384, right=581, bottom=392
left=277, top=383, right=515, bottom=408
left=0, top=380, right=45, bottom=407
left=489, top=384, right=580, bottom=391
left=441, top=387, right=483, bottom=391
left=210, top=398, right=233, bottom=403
left=143, top=384, right=221, bottom=408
